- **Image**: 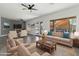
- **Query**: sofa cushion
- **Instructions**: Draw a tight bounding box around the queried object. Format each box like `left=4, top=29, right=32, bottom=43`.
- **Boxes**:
left=17, top=44, right=31, bottom=56
left=31, top=52, right=40, bottom=56
left=42, top=52, right=51, bottom=56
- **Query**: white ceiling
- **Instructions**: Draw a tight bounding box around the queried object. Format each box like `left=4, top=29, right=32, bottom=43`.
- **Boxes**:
left=0, top=3, right=78, bottom=20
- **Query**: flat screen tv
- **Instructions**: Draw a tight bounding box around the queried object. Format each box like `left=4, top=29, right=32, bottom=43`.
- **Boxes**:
left=13, top=24, right=22, bottom=29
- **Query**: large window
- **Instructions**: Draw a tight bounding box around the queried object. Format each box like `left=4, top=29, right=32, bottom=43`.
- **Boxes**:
left=50, top=16, right=76, bottom=38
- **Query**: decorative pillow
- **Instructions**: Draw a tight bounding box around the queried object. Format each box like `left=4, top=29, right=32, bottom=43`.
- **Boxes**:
left=63, top=32, right=69, bottom=38
left=48, top=31, right=52, bottom=35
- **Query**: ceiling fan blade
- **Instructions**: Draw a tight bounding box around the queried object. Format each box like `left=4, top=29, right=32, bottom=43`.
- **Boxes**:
left=31, top=8, right=38, bottom=10
left=21, top=3, right=28, bottom=8
left=31, top=4, right=35, bottom=8
left=28, top=4, right=31, bottom=7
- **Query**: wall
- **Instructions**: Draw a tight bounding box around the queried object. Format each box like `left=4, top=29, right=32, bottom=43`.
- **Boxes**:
left=1, top=17, right=13, bottom=36
left=0, top=17, right=26, bottom=36
left=26, top=5, right=79, bottom=34
left=0, top=16, right=1, bottom=36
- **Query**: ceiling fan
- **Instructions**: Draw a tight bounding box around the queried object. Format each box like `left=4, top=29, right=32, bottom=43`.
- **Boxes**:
left=21, top=3, right=38, bottom=12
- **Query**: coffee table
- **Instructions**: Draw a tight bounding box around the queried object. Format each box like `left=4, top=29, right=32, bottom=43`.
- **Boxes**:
left=36, top=40, right=56, bottom=54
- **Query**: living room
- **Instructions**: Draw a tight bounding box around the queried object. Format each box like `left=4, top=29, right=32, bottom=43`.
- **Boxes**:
left=0, top=3, right=79, bottom=56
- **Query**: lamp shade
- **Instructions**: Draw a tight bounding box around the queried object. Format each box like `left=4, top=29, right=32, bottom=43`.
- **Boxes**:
left=35, top=37, right=39, bottom=41
left=43, top=30, right=48, bottom=35
left=74, top=32, right=79, bottom=39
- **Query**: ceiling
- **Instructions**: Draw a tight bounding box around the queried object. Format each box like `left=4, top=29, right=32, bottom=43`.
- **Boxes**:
left=0, top=3, right=78, bottom=20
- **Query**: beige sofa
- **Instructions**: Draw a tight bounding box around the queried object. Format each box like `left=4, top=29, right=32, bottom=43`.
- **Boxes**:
left=47, top=36, right=73, bottom=47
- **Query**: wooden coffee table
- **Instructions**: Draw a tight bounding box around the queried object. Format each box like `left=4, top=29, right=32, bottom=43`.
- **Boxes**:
left=36, top=40, right=56, bottom=54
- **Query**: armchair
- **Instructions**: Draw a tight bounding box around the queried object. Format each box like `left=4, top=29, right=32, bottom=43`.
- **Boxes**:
left=15, top=40, right=50, bottom=56
left=20, top=30, right=27, bottom=43
left=8, top=31, right=23, bottom=43
left=6, top=39, right=18, bottom=55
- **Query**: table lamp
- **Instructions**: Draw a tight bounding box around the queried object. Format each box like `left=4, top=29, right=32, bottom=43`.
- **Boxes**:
left=74, top=32, right=79, bottom=39
left=36, top=37, right=40, bottom=41
left=41, top=30, right=48, bottom=43
left=43, top=30, right=48, bottom=35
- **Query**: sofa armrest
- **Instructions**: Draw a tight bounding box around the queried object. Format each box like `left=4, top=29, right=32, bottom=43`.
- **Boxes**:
left=42, top=52, right=51, bottom=56
left=31, top=52, right=40, bottom=56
